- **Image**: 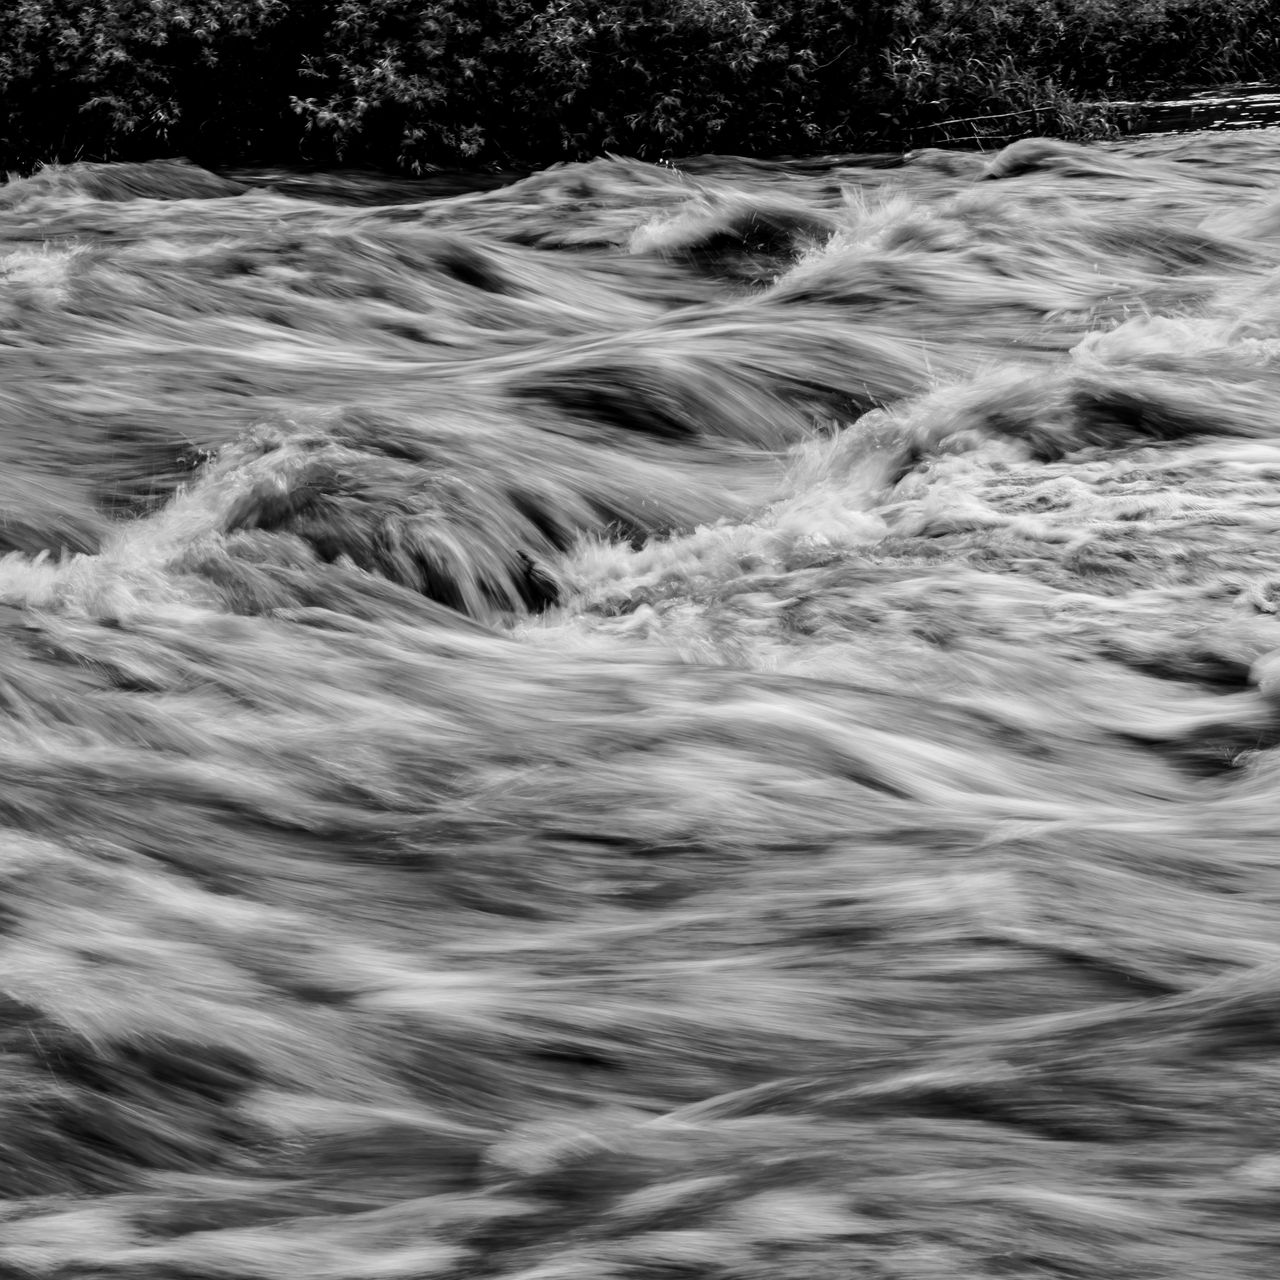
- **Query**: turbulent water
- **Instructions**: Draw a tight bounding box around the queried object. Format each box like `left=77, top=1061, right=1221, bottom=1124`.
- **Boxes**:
left=5, top=131, right=1280, bottom=1277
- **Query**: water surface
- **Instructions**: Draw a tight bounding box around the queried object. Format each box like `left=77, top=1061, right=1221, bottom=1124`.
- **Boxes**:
left=3, top=132, right=1280, bottom=1279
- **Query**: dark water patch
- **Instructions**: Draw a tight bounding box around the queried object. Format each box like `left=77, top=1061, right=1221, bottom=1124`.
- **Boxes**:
left=1123, top=83, right=1280, bottom=136
left=652, top=203, right=839, bottom=285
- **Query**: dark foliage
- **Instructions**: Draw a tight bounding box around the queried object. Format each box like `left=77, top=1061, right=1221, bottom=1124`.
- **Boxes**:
left=3, top=0, right=1280, bottom=173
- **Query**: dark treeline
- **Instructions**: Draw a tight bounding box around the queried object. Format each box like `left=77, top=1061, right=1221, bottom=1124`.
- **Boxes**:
left=3, top=0, right=1280, bottom=175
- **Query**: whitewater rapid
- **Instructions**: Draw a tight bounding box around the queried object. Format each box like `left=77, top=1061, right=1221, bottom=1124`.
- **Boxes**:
left=3, top=133, right=1280, bottom=1278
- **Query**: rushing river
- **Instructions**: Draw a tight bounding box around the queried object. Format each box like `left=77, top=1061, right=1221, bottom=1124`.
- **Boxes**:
left=3, top=130, right=1280, bottom=1278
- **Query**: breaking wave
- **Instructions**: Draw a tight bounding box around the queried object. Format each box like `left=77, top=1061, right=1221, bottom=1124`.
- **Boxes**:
left=5, top=133, right=1280, bottom=1276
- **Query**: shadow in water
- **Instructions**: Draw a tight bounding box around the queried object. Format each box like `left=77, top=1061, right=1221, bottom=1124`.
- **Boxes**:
left=1125, top=82, right=1280, bottom=134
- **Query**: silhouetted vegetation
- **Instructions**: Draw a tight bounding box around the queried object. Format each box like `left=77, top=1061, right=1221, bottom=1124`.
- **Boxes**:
left=3, top=0, right=1280, bottom=173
